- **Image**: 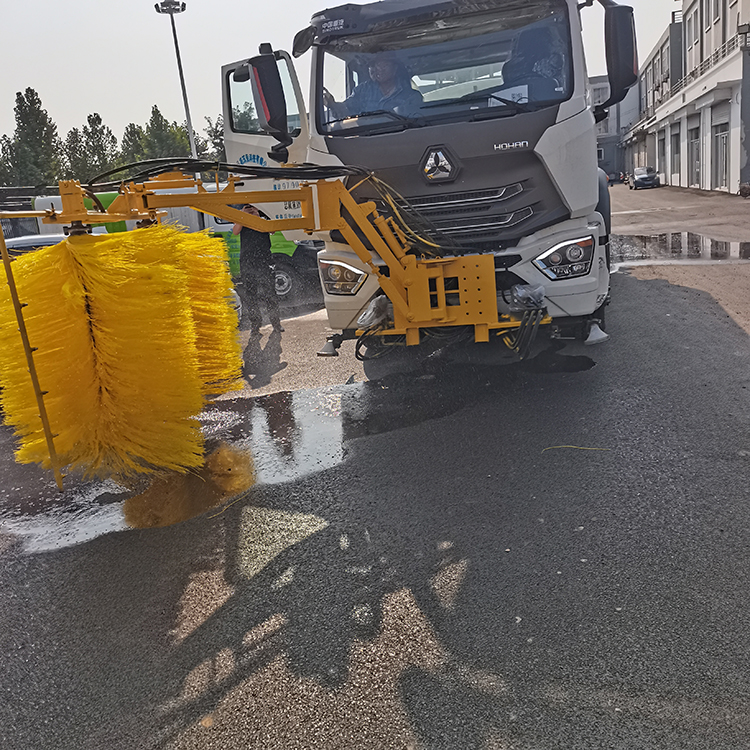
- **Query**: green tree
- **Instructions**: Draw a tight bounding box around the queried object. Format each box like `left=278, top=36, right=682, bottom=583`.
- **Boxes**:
left=0, top=135, right=18, bottom=186
left=3, top=88, right=61, bottom=186
left=120, top=123, right=146, bottom=165
left=191, top=126, right=209, bottom=159
left=204, top=115, right=226, bottom=162
left=62, top=128, right=89, bottom=180
left=82, top=113, right=118, bottom=177
left=142, top=105, right=191, bottom=159
left=231, top=102, right=258, bottom=134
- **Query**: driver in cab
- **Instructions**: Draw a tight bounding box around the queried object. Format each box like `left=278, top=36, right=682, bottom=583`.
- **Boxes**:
left=501, top=27, right=563, bottom=102
left=323, top=52, right=423, bottom=119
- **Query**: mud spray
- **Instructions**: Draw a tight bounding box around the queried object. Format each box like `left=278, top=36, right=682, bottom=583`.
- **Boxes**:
left=123, top=441, right=256, bottom=528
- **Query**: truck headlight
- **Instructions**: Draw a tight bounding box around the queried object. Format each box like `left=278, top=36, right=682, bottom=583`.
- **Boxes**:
left=319, top=260, right=367, bottom=295
left=533, top=237, right=595, bottom=280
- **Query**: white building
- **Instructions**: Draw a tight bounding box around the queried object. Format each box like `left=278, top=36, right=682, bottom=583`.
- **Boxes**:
left=621, top=1, right=750, bottom=193
left=590, top=75, right=639, bottom=177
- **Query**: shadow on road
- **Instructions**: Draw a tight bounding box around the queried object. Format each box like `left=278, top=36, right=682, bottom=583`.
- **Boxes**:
left=3, top=274, right=750, bottom=749
left=242, top=329, right=288, bottom=390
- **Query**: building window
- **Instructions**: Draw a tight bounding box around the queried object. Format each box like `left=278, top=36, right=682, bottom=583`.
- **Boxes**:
left=658, top=134, right=666, bottom=173
left=597, top=147, right=604, bottom=161
left=671, top=130, right=681, bottom=176
left=704, top=0, right=711, bottom=29
left=712, top=123, right=729, bottom=189
left=689, top=127, right=701, bottom=186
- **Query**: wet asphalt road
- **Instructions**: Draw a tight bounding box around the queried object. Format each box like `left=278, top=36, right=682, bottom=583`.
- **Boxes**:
left=2, top=270, right=750, bottom=750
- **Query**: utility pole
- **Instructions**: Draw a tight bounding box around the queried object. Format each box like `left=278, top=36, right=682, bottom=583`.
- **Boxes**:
left=155, top=1, right=198, bottom=160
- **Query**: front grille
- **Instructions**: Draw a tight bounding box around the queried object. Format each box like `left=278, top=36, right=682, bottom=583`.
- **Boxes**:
left=399, top=184, right=523, bottom=211
left=391, top=181, right=534, bottom=243
left=438, top=207, right=534, bottom=236
left=330, top=105, right=570, bottom=250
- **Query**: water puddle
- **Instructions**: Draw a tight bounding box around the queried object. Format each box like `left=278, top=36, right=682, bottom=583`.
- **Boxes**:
left=0, top=348, right=595, bottom=552
left=200, top=389, right=344, bottom=485
left=611, top=232, right=750, bottom=266
left=0, top=479, right=131, bottom=552
left=0, top=388, right=347, bottom=553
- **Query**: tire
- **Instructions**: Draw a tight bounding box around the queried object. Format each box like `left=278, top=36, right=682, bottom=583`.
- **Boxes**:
left=274, top=260, right=302, bottom=303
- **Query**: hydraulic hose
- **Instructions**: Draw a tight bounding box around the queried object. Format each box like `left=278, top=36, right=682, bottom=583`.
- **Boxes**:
left=87, top=157, right=469, bottom=258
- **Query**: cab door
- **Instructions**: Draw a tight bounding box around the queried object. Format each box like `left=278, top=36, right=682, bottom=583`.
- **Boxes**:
left=221, top=48, right=309, bottom=168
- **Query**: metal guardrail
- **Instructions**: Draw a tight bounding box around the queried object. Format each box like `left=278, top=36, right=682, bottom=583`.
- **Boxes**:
left=624, top=34, right=741, bottom=140
left=669, top=34, right=739, bottom=98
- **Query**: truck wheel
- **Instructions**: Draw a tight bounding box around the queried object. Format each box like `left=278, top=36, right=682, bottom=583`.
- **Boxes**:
left=274, top=260, right=302, bottom=303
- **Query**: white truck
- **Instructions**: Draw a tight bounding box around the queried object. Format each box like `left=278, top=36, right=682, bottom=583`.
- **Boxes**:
left=222, top=0, right=638, bottom=354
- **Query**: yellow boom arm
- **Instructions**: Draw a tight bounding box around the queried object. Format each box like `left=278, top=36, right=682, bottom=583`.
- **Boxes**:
left=27, top=171, right=548, bottom=341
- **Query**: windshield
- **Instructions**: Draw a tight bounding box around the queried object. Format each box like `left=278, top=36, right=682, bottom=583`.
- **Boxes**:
left=317, top=0, right=572, bottom=135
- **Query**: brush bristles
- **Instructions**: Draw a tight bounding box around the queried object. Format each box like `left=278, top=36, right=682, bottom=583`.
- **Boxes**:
left=0, top=225, right=243, bottom=478
left=173, top=229, right=244, bottom=396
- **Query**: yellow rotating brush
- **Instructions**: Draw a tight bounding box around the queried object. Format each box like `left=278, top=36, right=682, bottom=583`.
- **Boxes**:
left=0, top=225, right=243, bottom=479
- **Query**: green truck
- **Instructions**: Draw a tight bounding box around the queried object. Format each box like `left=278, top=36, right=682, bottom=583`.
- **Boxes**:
left=29, top=191, right=321, bottom=303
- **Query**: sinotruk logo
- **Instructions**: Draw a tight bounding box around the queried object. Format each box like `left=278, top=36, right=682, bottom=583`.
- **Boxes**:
left=421, top=147, right=459, bottom=183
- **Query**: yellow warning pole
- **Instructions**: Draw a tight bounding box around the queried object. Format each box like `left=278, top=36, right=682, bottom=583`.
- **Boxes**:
left=0, top=217, right=64, bottom=490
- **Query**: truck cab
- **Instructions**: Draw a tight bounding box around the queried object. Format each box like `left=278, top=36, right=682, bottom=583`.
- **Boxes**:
left=221, top=0, right=636, bottom=345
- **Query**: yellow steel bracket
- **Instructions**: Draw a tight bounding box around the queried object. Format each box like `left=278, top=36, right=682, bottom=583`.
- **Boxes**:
left=0, top=219, right=64, bottom=490
left=320, top=182, right=551, bottom=346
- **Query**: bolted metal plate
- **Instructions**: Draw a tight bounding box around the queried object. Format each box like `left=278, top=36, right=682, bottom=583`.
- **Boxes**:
left=397, top=254, right=498, bottom=328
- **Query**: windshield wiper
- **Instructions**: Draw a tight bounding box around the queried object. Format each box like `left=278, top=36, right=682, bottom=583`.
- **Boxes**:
left=423, top=91, right=533, bottom=113
left=326, top=109, right=424, bottom=128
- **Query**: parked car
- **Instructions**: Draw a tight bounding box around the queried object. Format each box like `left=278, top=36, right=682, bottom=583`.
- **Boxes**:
left=628, top=167, right=660, bottom=190
left=4, top=231, right=106, bottom=256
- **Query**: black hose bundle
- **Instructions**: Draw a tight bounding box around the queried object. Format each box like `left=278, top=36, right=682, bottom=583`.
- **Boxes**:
left=86, top=157, right=369, bottom=190
left=503, top=309, right=545, bottom=360
left=354, top=328, right=405, bottom=361
left=86, top=157, right=470, bottom=259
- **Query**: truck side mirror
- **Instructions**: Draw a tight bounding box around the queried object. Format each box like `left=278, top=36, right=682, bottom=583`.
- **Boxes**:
left=292, top=26, right=316, bottom=58
left=595, top=4, right=638, bottom=122
left=233, top=64, right=251, bottom=83
left=240, top=52, right=293, bottom=161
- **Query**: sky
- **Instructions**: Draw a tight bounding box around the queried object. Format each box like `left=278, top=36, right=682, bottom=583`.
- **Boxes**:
left=0, top=0, right=679, bottom=142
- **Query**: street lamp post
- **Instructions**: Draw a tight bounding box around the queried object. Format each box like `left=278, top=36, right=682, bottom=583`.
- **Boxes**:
left=155, top=0, right=198, bottom=160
